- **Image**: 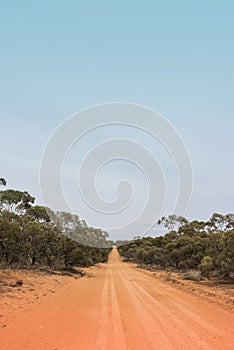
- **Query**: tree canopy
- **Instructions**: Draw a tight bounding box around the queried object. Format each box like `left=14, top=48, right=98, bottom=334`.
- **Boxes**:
left=0, top=178, right=111, bottom=269
left=118, top=214, right=234, bottom=280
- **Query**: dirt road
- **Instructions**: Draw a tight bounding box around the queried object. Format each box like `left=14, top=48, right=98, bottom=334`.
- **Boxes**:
left=1, top=247, right=234, bottom=349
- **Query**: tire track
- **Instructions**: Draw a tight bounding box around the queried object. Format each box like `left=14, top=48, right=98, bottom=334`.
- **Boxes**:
left=94, top=254, right=127, bottom=350
left=118, top=269, right=177, bottom=350
left=94, top=268, right=109, bottom=350
left=121, top=269, right=214, bottom=350
left=108, top=266, right=127, bottom=350
left=129, top=268, right=234, bottom=345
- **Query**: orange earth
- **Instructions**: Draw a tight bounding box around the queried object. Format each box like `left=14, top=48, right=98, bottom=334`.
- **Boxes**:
left=0, top=246, right=234, bottom=349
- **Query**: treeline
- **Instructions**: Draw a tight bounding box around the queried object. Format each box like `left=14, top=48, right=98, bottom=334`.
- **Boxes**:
left=118, top=214, right=234, bottom=280
left=0, top=178, right=111, bottom=269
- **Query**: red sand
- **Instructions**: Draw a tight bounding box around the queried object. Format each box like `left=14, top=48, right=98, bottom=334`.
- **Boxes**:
left=1, top=247, right=234, bottom=349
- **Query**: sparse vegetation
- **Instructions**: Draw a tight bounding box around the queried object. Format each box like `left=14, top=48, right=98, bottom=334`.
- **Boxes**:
left=183, top=270, right=204, bottom=281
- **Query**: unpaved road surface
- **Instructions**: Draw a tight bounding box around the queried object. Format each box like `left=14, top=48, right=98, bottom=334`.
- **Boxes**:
left=1, top=247, right=234, bottom=349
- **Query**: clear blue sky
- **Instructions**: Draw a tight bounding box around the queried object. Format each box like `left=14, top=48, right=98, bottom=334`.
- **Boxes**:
left=0, top=1, right=234, bottom=239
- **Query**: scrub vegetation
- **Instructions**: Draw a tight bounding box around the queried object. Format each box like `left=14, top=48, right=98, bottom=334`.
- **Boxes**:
left=0, top=178, right=111, bottom=270
left=117, top=214, right=234, bottom=280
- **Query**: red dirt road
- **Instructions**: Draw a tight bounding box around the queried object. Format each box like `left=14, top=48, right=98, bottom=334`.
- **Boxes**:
left=1, top=247, right=234, bottom=349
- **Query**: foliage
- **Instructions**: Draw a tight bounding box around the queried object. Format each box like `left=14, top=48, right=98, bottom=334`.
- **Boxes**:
left=118, top=215, right=234, bottom=280
left=199, top=256, right=213, bottom=279
left=0, top=180, right=111, bottom=269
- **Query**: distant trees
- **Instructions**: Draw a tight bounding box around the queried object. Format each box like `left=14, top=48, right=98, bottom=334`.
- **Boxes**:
left=118, top=215, right=234, bottom=280
left=2, top=175, right=234, bottom=280
left=0, top=178, right=111, bottom=269
left=47, top=210, right=112, bottom=248
left=158, top=214, right=188, bottom=231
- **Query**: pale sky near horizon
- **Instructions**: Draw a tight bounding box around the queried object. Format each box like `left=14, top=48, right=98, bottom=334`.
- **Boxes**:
left=0, top=1, right=234, bottom=240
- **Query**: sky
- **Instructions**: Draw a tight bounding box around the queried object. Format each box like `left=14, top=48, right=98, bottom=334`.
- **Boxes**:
left=0, top=0, right=234, bottom=241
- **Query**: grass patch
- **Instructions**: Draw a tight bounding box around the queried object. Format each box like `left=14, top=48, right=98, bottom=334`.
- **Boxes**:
left=183, top=270, right=204, bottom=281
